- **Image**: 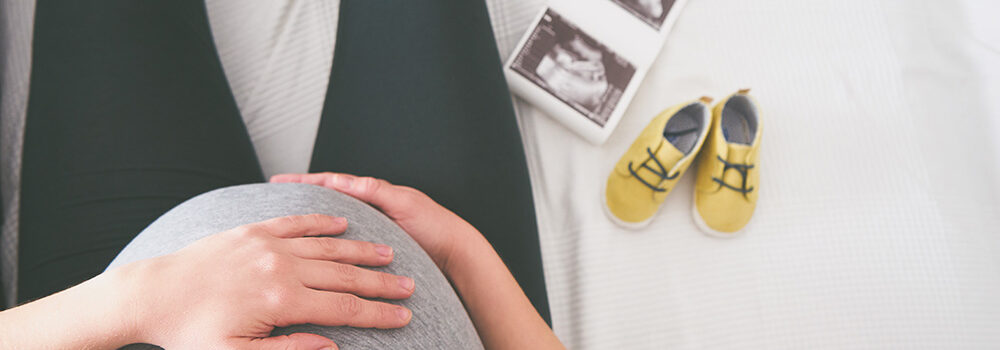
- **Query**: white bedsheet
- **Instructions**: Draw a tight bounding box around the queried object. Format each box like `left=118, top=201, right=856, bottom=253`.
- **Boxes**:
left=3, top=0, right=999, bottom=348
left=213, top=1, right=1000, bottom=348
left=509, top=1, right=1000, bottom=348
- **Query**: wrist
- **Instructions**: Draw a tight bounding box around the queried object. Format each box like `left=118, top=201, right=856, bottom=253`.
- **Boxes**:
left=108, top=257, right=172, bottom=345
left=89, top=263, right=147, bottom=346
left=0, top=265, right=146, bottom=348
left=441, top=228, right=492, bottom=280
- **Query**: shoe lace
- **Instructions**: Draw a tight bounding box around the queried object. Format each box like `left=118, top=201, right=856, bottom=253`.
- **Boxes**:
left=712, top=155, right=755, bottom=197
left=628, top=147, right=679, bottom=192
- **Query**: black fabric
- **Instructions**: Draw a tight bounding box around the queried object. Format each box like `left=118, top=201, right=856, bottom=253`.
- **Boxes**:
left=310, top=0, right=550, bottom=323
left=19, top=0, right=263, bottom=302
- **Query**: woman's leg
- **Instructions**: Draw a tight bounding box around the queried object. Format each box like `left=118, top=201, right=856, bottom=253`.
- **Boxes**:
left=108, top=183, right=484, bottom=350
left=18, top=0, right=262, bottom=303
left=309, top=0, right=550, bottom=323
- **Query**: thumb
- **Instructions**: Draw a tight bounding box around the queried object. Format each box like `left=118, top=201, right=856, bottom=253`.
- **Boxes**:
left=248, top=333, right=338, bottom=350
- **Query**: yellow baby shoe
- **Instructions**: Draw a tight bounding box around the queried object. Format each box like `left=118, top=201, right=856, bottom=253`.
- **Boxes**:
left=604, top=97, right=713, bottom=228
left=693, top=89, right=761, bottom=237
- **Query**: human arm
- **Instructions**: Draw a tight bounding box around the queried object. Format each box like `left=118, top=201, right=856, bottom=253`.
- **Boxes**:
left=0, top=266, right=140, bottom=349
left=271, top=173, right=565, bottom=349
left=0, top=214, right=415, bottom=349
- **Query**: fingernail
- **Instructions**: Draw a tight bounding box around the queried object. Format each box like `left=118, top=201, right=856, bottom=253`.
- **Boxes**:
left=375, top=244, right=393, bottom=257
left=320, top=346, right=336, bottom=350
left=397, top=307, right=411, bottom=321
left=398, top=277, right=414, bottom=291
left=334, top=217, right=348, bottom=225
left=332, top=175, right=352, bottom=190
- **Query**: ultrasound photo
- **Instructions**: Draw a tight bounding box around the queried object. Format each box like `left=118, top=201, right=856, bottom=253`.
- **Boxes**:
left=611, top=0, right=676, bottom=29
left=510, top=9, right=637, bottom=127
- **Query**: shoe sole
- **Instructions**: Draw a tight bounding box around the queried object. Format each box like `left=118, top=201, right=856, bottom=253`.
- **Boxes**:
left=691, top=190, right=745, bottom=238
left=601, top=180, right=658, bottom=230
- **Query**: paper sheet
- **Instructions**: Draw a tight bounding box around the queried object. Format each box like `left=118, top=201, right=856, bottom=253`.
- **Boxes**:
left=504, top=0, right=687, bottom=144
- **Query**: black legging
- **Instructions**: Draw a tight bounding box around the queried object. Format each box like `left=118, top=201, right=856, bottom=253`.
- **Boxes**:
left=20, top=0, right=549, bottom=323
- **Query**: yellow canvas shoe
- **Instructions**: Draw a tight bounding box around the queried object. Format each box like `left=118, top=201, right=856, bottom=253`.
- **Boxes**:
left=693, top=89, right=761, bottom=237
left=604, top=97, right=713, bottom=229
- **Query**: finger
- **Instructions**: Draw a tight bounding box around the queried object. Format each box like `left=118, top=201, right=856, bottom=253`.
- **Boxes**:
left=272, top=173, right=431, bottom=220
left=270, top=173, right=337, bottom=187
left=246, top=333, right=337, bottom=350
left=270, top=173, right=311, bottom=184
left=287, top=290, right=412, bottom=329
left=271, top=172, right=350, bottom=190
left=288, top=237, right=394, bottom=266
left=249, top=214, right=348, bottom=238
left=297, top=260, right=414, bottom=299
left=271, top=173, right=402, bottom=210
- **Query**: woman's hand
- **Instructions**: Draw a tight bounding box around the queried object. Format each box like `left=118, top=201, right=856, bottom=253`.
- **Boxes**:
left=0, top=214, right=416, bottom=350
left=270, top=173, right=566, bottom=349
left=270, top=173, right=478, bottom=272
left=125, top=214, right=415, bottom=349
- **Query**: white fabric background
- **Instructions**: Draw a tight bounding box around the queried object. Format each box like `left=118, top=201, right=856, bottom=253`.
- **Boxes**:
left=3, top=0, right=1000, bottom=348
left=514, top=1, right=1000, bottom=348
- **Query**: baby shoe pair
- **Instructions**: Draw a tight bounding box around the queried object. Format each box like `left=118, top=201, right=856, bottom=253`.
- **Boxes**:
left=603, top=90, right=761, bottom=237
